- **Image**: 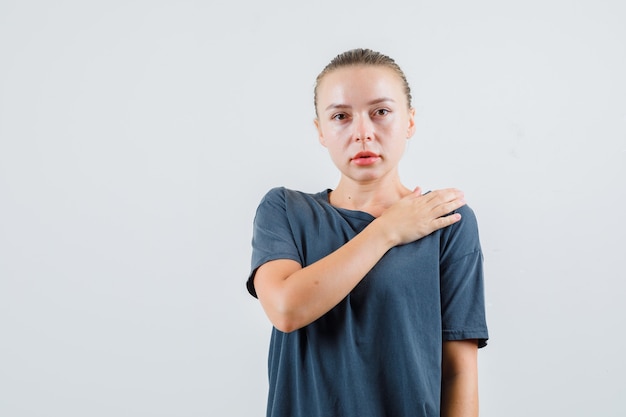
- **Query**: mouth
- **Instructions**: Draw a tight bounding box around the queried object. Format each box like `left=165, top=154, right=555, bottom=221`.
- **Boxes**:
left=351, top=151, right=381, bottom=166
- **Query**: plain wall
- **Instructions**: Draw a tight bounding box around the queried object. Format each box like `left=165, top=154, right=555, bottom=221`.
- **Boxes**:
left=1, top=1, right=625, bottom=416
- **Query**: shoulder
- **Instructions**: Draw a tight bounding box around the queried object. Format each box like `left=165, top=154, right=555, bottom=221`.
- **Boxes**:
left=455, top=204, right=479, bottom=230
left=258, top=187, right=328, bottom=209
left=439, top=203, right=482, bottom=259
left=259, top=186, right=303, bottom=202
left=258, top=186, right=287, bottom=203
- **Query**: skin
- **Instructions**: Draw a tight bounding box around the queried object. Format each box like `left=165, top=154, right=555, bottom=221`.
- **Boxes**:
left=254, top=64, right=479, bottom=417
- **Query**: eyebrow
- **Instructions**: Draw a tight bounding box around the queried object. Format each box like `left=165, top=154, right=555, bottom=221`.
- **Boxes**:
left=324, top=97, right=396, bottom=111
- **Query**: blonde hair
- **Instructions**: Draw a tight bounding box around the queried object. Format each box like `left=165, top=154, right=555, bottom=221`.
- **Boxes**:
left=314, top=48, right=413, bottom=116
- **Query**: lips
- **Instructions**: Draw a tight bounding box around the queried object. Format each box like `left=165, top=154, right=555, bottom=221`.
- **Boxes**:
left=351, top=151, right=380, bottom=166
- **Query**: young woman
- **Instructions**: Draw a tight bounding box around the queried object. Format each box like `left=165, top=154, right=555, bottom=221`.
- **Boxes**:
left=247, top=48, right=488, bottom=417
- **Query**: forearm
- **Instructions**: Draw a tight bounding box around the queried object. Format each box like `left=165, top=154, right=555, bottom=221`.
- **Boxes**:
left=256, top=217, right=395, bottom=332
left=441, top=340, right=479, bottom=417
left=441, top=371, right=478, bottom=417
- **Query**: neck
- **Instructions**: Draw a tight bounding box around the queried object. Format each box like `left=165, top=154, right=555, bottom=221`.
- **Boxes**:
left=329, top=176, right=411, bottom=217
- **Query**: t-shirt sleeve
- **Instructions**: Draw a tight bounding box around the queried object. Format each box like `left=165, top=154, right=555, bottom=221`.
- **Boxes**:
left=246, top=187, right=302, bottom=298
left=439, top=205, right=489, bottom=348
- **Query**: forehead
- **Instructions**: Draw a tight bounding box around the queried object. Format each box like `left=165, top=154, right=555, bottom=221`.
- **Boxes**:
left=317, top=65, right=406, bottom=107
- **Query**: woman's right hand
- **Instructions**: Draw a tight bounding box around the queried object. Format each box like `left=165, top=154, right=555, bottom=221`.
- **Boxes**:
left=376, top=187, right=466, bottom=247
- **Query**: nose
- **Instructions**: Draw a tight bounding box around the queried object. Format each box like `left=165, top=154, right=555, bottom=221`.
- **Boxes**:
left=352, top=115, right=374, bottom=142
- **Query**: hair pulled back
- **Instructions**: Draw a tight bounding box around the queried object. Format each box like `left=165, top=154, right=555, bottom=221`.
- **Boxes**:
left=314, top=48, right=413, bottom=116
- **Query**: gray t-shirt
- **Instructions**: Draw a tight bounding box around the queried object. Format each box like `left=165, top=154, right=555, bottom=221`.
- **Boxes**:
left=247, top=187, right=488, bottom=417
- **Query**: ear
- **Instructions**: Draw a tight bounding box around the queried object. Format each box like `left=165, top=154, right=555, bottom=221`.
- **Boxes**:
left=314, top=118, right=327, bottom=147
left=406, top=107, right=416, bottom=139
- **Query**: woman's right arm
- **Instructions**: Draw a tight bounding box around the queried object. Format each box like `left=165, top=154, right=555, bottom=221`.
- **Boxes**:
left=253, top=188, right=465, bottom=332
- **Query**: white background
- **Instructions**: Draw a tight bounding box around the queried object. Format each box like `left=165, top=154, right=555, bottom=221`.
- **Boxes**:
left=1, top=1, right=625, bottom=416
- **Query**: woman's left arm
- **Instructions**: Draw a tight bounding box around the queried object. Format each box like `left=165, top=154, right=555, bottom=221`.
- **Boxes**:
left=441, top=340, right=479, bottom=417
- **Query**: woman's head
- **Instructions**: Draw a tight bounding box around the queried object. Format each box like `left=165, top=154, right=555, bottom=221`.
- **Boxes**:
left=314, top=48, right=413, bottom=117
left=313, top=49, right=417, bottom=185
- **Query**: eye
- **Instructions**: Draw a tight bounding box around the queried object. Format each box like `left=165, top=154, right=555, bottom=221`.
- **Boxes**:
left=374, top=108, right=390, bottom=116
left=332, top=113, right=348, bottom=121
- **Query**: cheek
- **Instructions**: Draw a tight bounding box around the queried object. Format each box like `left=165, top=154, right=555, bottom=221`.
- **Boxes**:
left=331, top=122, right=351, bottom=135
left=388, top=117, right=410, bottom=137
left=325, top=124, right=352, bottom=146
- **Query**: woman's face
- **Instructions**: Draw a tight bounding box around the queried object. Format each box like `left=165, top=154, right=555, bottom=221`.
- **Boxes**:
left=314, top=65, right=416, bottom=184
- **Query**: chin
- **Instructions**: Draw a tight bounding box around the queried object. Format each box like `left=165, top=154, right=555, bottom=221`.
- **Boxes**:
left=352, top=172, right=382, bottom=183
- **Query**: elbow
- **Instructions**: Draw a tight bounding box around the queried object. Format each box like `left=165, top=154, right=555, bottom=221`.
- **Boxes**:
left=263, top=299, right=310, bottom=333
left=256, top=278, right=314, bottom=332
left=267, top=308, right=307, bottom=333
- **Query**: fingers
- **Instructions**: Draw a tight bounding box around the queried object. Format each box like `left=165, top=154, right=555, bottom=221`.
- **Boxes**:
left=435, top=211, right=462, bottom=229
left=419, top=188, right=464, bottom=211
left=415, top=188, right=465, bottom=231
left=420, top=188, right=463, bottom=203
left=381, top=187, right=466, bottom=245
